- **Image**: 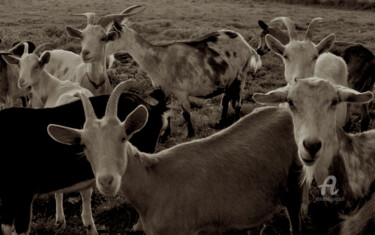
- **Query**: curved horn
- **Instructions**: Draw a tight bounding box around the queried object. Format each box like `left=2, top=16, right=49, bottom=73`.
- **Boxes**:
left=271, top=17, right=298, bottom=41
left=120, top=5, right=145, bottom=14
left=105, top=79, right=135, bottom=117
left=33, top=43, right=53, bottom=56
left=304, top=17, right=323, bottom=41
left=98, top=6, right=145, bottom=28
left=76, top=92, right=97, bottom=120
left=73, top=12, right=96, bottom=25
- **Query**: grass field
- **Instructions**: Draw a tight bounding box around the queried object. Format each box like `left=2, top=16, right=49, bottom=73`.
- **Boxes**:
left=1, top=0, right=375, bottom=234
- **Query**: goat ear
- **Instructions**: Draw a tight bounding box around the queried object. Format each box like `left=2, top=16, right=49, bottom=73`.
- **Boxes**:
left=316, top=34, right=335, bottom=55
left=265, top=34, right=285, bottom=56
left=122, top=105, right=149, bottom=139
left=47, top=124, right=83, bottom=146
left=252, top=86, right=290, bottom=105
left=337, top=86, right=374, bottom=104
left=258, top=20, right=269, bottom=32
left=39, top=52, right=50, bottom=67
left=106, top=31, right=118, bottom=42
left=2, top=55, right=19, bottom=65
left=66, top=26, right=83, bottom=39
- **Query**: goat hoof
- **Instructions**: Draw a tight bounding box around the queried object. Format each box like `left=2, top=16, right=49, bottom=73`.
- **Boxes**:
left=85, top=224, right=99, bottom=235
left=187, top=129, right=195, bottom=138
left=56, top=220, right=67, bottom=229
left=132, top=220, right=144, bottom=231
left=213, top=120, right=227, bottom=129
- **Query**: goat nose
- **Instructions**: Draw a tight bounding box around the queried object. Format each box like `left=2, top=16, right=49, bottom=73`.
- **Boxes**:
left=81, top=49, right=90, bottom=57
left=98, top=175, right=114, bottom=187
left=256, top=48, right=265, bottom=56
left=18, top=79, right=26, bottom=87
left=303, top=139, right=322, bottom=156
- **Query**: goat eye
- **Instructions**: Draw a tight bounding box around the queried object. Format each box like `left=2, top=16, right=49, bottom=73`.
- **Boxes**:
left=121, top=137, right=126, bottom=143
left=101, top=37, right=106, bottom=42
left=331, top=99, right=339, bottom=106
left=287, top=99, right=294, bottom=107
left=313, top=55, right=318, bottom=61
left=283, top=55, right=289, bottom=60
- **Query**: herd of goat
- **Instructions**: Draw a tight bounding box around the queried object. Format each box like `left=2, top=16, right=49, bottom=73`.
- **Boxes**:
left=0, top=4, right=375, bottom=235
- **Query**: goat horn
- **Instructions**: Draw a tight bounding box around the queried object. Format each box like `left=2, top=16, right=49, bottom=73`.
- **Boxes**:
left=304, top=17, right=323, bottom=41
left=120, top=5, right=145, bottom=14
left=73, top=12, right=96, bottom=25
left=33, top=43, right=53, bottom=56
left=271, top=17, right=298, bottom=41
left=76, top=92, right=97, bottom=120
left=105, top=79, right=135, bottom=117
left=0, top=51, right=11, bottom=55
left=98, top=6, right=145, bottom=29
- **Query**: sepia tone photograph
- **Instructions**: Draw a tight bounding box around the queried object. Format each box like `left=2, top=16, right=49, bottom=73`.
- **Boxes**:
left=0, top=0, right=375, bottom=234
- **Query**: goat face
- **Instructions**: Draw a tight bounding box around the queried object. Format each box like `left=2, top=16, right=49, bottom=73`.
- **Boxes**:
left=81, top=117, right=127, bottom=196
left=256, top=20, right=289, bottom=56
left=264, top=17, right=335, bottom=84
left=17, top=52, right=50, bottom=89
left=253, top=77, right=374, bottom=167
left=47, top=81, right=149, bottom=196
left=66, top=25, right=117, bottom=63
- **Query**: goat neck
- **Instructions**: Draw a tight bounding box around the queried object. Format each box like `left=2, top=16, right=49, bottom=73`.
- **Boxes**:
left=111, top=26, right=160, bottom=86
left=31, top=70, right=62, bottom=107
left=84, top=56, right=111, bottom=94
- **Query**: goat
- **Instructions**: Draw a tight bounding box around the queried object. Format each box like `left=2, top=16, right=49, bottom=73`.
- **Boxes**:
left=340, top=44, right=375, bottom=131
left=257, top=19, right=375, bottom=131
left=3, top=41, right=96, bottom=232
left=253, top=77, right=375, bottom=234
left=0, top=41, right=35, bottom=108
left=0, top=90, right=169, bottom=235
left=63, top=7, right=144, bottom=96
left=47, top=81, right=302, bottom=235
left=3, top=43, right=93, bottom=108
left=105, top=5, right=262, bottom=138
left=264, top=17, right=348, bottom=128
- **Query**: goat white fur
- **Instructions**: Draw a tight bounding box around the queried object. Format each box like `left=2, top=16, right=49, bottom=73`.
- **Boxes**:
left=265, top=17, right=348, bottom=127
left=253, top=77, right=375, bottom=234
left=47, top=81, right=302, bottom=235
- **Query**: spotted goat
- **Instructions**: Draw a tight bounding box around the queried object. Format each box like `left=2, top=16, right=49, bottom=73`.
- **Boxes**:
left=253, top=77, right=375, bottom=234
left=106, top=5, right=262, bottom=138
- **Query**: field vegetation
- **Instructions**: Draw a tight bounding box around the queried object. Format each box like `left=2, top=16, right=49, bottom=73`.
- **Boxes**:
left=0, top=0, right=374, bottom=234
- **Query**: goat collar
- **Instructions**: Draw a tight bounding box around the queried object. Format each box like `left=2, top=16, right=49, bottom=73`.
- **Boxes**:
left=86, top=72, right=105, bottom=89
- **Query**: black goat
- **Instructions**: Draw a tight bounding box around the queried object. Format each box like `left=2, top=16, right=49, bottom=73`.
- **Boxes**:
left=0, top=91, right=169, bottom=235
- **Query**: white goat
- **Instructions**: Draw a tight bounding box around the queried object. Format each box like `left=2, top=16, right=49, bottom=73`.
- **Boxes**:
left=46, top=81, right=302, bottom=235
left=253, top=77, right=375, bottom=234
left=0, top=42, right=35, bottom=108
left=265, top=17, right=348, bottom=128
left=3, top=43, right=97, bottom=234
left=64, top=7, right=144, bottom=96
left=106, top=6, right=262, bottom=138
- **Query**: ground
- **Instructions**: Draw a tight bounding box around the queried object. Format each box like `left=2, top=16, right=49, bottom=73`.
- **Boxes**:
left=0, top=0, right=374, bottom=234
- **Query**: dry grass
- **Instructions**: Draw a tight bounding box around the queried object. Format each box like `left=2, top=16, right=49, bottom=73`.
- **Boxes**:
left=0, top=0, right=374, bottom=234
